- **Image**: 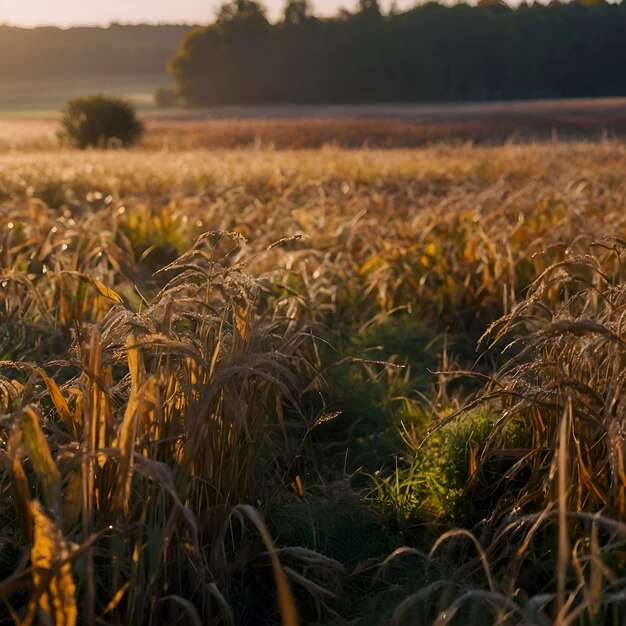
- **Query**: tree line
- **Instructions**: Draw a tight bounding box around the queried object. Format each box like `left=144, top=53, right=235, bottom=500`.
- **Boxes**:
left=169, top=0, right=626, bottom=105
left=0, top=24, right=192, bottom=82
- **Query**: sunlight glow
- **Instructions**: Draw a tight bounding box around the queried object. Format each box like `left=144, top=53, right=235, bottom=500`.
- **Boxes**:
left=0, top=0, right=414, bottom=26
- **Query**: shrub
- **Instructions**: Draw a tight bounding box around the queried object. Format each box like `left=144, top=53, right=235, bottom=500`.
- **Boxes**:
left=60, top=94, right=143, bottom=148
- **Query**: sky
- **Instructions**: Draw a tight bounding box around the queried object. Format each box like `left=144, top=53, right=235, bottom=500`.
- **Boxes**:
left=0, top=0, right=412, bottom=27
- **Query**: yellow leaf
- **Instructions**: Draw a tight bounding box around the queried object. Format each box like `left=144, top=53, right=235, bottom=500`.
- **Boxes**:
left=62, top=271, right=123, bottom=304
left=294, top=475, right=304, bottom=498
left=425, top=243, right=437, bottom=256
left=358, top=254, right=385, bottom=276
left=26, top=501, right=77, bottom=626
left=20, top=406, right=61, bottom=508
left=37, top=369, right=74, bottom=437
left=103, top=582, right=131, bottom=615
left=234, top=300, right=252, bottom=343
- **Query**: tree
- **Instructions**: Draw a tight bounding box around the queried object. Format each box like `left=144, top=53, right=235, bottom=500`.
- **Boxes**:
left=283, top=0, right=313, bottom=26
left=216, top=0, right=268, bottom=26
left=167, top=0, right=626, bottom=105
left=358, top=0, right=381, bottom=18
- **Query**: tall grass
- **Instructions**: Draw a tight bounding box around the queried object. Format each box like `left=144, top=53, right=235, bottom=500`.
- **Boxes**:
left=1, top=229, right=315, bottom=623
left=393, top=240, right=626, bottom=625
left=1, top=142, right=626, bottom=623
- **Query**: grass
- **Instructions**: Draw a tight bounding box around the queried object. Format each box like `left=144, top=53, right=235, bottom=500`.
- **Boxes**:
left=0, top=116, right=528, bottom=151
left=1, top=135, right=626, bottom=624
left=0, top=73, right=172, bottom=115
left=3, top=103, right=626, bottom=151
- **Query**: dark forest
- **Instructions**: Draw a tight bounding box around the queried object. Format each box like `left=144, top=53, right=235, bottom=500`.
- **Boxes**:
left=170, top=0, right=626, bottom=104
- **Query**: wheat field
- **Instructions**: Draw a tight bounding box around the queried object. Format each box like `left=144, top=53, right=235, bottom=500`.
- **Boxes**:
left=1, top=137, right=626, bottom=624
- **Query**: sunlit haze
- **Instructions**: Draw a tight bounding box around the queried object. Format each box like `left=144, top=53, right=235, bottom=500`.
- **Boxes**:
left=0, top=0, right=413, bottom=26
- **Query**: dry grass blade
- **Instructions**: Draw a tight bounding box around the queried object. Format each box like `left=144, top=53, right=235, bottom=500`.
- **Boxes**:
left=8, top=444, right=34, bottom=542
left=378, top=546, right=426, bottom=574
left=115, top=335, right=148, bottom=513
left=391, top=581, right=459, bottom=626
left=431, top=590, right=521, bottom=626
left=233, top=505, right=300, bottom=626
left=158, top=595, right=203, bottom=626
left=429, top=529, right=495, bottom=593
left=556, top=400, right=571, bottom=623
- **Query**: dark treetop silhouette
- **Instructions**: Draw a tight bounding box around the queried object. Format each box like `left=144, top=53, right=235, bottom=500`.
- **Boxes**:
left=169, top=0, right=626, bottom=105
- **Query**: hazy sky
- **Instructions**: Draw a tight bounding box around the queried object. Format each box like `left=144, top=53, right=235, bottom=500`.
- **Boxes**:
left=0, top=0, right=410, bottom=26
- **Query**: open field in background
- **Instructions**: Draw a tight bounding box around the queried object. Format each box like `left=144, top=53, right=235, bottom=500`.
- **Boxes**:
left=2, top=139, right=626, bottom=624
left=0, top=73, right=172, bottom=115
left=2, top=96, right=626, bottom=150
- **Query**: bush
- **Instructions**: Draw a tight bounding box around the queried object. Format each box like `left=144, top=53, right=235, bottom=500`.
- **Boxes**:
left=60, top=94, right=143, bottom=148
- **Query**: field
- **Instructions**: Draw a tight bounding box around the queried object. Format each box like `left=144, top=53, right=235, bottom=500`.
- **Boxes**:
left=2, top=96, right=626, bottom=151
left=1, top=122, right=626, bottom=625
left=0, top=74, right=172, bottom=115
